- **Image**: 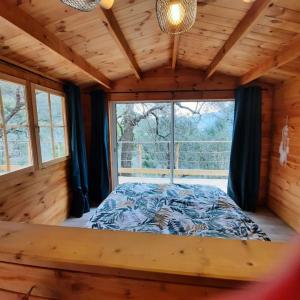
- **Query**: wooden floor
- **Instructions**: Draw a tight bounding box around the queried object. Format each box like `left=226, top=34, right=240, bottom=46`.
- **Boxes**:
left=63, top=208, right=95, bottom=228
left=246, top=209, right=296, bottom=242
left=63, top=207, right=296, bottom=242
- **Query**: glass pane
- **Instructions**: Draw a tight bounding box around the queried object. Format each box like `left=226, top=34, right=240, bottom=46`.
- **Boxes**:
left=50, top=94, right=64, bottom=126
left=174, top=101, right=234, bottom=192
left=40, top=127, right=54, bottom=162
left=0, top=129, right=7, bottom=174
left=116, top=103, right=171, bottom=184
left=7, top=127, right=31, bottom=170
left=53, top=127, right=66, bottom=158
left=0, top=105, right=2, bottom=126
left=36, top=90, right=50, bottom=126
left=0, top=80, right=27, bottom=126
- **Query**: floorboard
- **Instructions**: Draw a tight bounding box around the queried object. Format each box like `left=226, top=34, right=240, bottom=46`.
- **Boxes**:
left=62, top=207, right=296, bottom=242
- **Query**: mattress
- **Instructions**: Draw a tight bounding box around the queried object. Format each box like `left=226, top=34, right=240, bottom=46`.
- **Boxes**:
left=88, top=183, right=270, bottom=241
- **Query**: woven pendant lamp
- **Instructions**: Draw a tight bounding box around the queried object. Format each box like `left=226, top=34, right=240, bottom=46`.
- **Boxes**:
left=61, top=0, right=114, bottom=12
left=156, top=0, right=197, bottom=34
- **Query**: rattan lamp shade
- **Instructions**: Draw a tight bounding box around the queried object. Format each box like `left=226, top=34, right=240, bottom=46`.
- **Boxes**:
left=61, top=0, right=114, bottom=11
left=156, top=0, right=197, bottom=34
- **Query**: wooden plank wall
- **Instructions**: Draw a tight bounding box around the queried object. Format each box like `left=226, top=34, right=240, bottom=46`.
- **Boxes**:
left=0, top=61, right=71, bottom=225
left=0, top=162, right=70, bottom=225
left=268, top=77, right=300, bottom=232
left=0, top=222, right=288, bottom=299
left=82, top=67, right=273, bottom=206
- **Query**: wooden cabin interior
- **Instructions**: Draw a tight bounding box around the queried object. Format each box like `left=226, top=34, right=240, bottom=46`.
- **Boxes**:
left=0, top=0, right=300, bottom=299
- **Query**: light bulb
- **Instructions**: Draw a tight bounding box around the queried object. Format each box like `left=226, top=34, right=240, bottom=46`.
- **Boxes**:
left=100, top=0, right=114, bottom=9
left=167, top=2, right=185, bottom=26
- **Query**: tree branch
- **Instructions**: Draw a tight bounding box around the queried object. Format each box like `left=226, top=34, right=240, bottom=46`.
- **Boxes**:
left=117, top=120, right=123, bottom=141
left=150, top=112, right=170, bottom=139
left=133, top=105, right=166, bottom=125
left=4, top=88, right=24, bottom=124
left=176, top=103, right=204, bottom=115
left=0, top=88, right=25, bottom=140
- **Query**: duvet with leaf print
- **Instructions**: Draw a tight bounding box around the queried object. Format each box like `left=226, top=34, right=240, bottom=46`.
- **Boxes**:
left=87, top=183, right=270, bottom=241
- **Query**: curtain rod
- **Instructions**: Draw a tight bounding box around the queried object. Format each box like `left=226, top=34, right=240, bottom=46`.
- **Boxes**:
left=109, top=88, right=269, bottom=94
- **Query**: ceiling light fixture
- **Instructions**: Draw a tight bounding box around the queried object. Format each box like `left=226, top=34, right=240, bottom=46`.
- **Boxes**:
left=156, top=0, right=197, bottom=34
left=61, top=0, right=114, bottom=12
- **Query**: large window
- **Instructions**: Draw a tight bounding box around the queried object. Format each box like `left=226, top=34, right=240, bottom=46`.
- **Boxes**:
left=34, top=87, right=68, bottom=165
left=112, top=101, right=234, bottom=191
left=0, top=73, right=69, bottom=177
left=0, top=77, right=32, bottom=175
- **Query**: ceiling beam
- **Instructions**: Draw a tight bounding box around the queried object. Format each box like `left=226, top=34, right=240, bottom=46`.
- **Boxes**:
left=240, top=35, right=300, bottom=84
left=205, top=0, right=273, bottom=79
left=171, top=35, right=180, bottom=70
left=278, top=65, right=300, bottom=77
left=0, top=55, right=63, bottom=84
left=0, top=0, right=112, bottom=89
left=98, top=7, right=142, bottom=80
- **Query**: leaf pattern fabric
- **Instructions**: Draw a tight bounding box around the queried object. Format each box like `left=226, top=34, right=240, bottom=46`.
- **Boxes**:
left=88, top=183, right=270, bottom=241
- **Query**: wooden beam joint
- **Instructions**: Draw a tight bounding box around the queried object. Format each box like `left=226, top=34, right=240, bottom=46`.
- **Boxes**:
left=172, top=35, right=180, bottom=70
left=0, top=0, right=112, bottom=89
left=240, top=34, right=300, bottom=84
left=205, top=0, right=273, bottom=79
left=98, top=7, right=142, bottom=80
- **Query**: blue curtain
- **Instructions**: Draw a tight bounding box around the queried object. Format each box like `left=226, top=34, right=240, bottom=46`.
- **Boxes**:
left=64, top=84, right=90, bottom=217
left=89, top=90, right=110, bottom=205
left=227, top=86, right=262, bottom=212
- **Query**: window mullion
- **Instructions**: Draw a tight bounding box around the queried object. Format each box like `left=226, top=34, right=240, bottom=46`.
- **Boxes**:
left=29, top=83, right=43, bottom=169
left=0, top=89, right=10, bottom=172
left=25, top=82, right=38, bottom=168
left=48, top=92, right=55, bottom=159
left=61, top=96, right=69, bottom=156
left=170, top=101, right=175, bottom=184
left=110, top=102, right=118, bottom=188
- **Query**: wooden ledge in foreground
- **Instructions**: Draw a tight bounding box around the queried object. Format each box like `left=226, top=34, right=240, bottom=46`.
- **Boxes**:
left=0, top=221, right=288, bottom=299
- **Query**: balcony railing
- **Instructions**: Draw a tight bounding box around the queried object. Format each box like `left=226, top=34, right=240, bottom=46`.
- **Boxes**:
left=117, top=141, right=231, bottom=178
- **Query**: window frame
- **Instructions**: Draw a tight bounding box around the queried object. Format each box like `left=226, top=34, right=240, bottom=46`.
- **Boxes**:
left=31, top=84, right=69, bottom=169
left=109, top=99, right=235, bottom=189
left=0, top=72, right=34, bottom=176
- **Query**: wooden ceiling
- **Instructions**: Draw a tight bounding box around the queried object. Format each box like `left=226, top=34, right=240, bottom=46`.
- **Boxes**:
left=0, top=0, right=300, bottom=88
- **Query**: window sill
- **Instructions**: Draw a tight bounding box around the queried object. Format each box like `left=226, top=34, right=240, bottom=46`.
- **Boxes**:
left=41, top=156, right=70, bottom=169
left=0, top=166, right=35, bottom=183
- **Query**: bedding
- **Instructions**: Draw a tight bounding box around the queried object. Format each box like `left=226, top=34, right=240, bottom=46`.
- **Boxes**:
left=88, top=183, right=270, bottom=241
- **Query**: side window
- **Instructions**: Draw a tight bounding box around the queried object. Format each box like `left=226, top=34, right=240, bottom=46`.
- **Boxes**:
left=34, top=88, right=68, bottom=165
left=0, top=78, right=32, bottom=175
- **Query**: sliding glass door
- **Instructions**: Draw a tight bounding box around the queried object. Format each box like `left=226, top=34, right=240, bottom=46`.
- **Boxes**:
left=111, top=101, right=234, bottom=191
left=114, top=102, right=172, bottom=184
left=173, top=101, right=234, bottom=191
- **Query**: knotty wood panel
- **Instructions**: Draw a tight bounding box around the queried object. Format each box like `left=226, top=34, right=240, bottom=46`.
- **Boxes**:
left=0, top=161, right=71, bottom=225
left=0, top=289, right=49, bottom=300
left=268, top=78, right=300, bottom=232
left=0, top=262, right=226, bottom=300
left=0, top=221, right=288, bottom=299
left=0, top=222, right=287, bottom=281
left=1, top=0, right=132, bottom=85
left=0, top=60, right=63, bottom=92
left=110, top=66, right=238, bottom=98
left=1, top=0, right=300, bottom=85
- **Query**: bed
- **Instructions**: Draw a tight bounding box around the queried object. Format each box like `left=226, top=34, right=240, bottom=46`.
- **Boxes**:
left=88, top=183, right=270, bottom=241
